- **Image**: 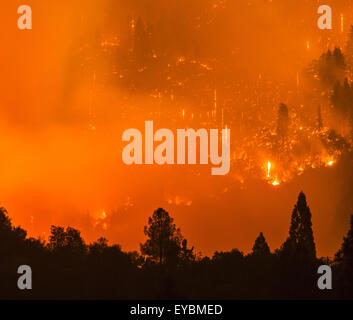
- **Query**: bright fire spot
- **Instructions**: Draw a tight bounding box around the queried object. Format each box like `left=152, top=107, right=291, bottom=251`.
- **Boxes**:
left=272, top=180, right=280, bottom=186
left=267, top=161, right=271, bottom=178
left=306, top=40, right=310, bottom=49
left=91, top=209, right=108, bottom=229
left=166, top=195, right=192, bottom=206
left=327, top=161, right=334, bottom=166
left=178, top=56, right=186, bottom=63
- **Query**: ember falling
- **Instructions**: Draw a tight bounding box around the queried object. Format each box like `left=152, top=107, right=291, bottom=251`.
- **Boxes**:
left=0, top=0, right=353, bottom=258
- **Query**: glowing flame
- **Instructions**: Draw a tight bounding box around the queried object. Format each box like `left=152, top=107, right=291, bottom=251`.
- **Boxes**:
left=306, top=40, right=310, bottom=50
left=166, top=195, right=192, bottom=206
left=91, top=209, right=108, bottom=230
left=267, top=161, right=271, bottom=178
left=178, top=56, right=186, bottom=63
left=272, top=180, right=280, bottom=186
left=327, top=160, right=334, bottom=167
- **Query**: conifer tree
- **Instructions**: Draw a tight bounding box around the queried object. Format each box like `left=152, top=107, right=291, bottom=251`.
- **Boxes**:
left=140, top=208, right=194, bottom=266
left=334, top=215, right=353, bottom=298
left=282, top=192, right=316, bottom=261
left=133, top=17, right=150, bottom=66
left=340, top=215, right=353, bottom=267
left=317, top=48, right=346, bottom=87
left=252, top=232, right=271, bottom=256
left=277, top=103, right=289, bottom=138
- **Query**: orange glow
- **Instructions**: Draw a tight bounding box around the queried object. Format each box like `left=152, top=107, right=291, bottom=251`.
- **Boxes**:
left=267, top=162, right=272, bottom=178
left=272, top=180, right=280, bottom=186
left=0, top=1, right=352, bottom=259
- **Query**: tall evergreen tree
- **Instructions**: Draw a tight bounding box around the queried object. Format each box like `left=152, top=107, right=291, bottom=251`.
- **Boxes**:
left=140, top=208, right=194, bottom=266
left=277, top=103, right=289, bottom=138
left=339, top=215, right=353, bottom=267
left=281, top=192, right=316, bottom=261
left=133, top=17, right=150, bottom=67
left=335, top=215, right=353, bottom=298
left=331, top=78, right=353, bottom=128
left=252, top=232, right=271, bottom=256
left=316, top=48, right=346, bottom=87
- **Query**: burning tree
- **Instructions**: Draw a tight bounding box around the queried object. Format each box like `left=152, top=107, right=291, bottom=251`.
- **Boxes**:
left=277, top=103, right=289, bottom=138
left=331, top=78, right=353, bottom=123
left=318, top=48, right=346, bottom=87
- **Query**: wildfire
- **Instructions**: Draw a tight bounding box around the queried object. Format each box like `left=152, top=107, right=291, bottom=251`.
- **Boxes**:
left=91, top=209, right=108, bottom=230
left=177, top=56, right=186, bottom=63
left=166, top=195, right=192, bottom=206
left=272, top=180, right=280, bottom=186
left=327, top=160, right=334, bottom=167
left=267, top=161, right=271, bottom=178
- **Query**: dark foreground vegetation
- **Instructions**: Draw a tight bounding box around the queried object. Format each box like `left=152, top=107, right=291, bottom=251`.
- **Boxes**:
left=0, top=191, right=353, bottom=300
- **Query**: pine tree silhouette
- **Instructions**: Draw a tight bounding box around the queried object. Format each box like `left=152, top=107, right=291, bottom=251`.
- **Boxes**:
left=335, top=215, right=353, bottom=298
left=281, top=192, right=316, bottom=262
left=317, top=48, right=346, bottom=87
left=140, top=208, right=184, bottom=266
left=252, top=232, right=271, bottom=256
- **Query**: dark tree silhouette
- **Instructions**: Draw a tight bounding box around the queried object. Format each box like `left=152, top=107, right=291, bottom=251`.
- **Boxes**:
left=252, top=232, right=271, bottom=257
left=331, top=79, right=353, bottom=131
left=140, top=208, right=194, bottom=267
left=49, top=226, right=86, bottom=255
left=335, top=215, right=353, bottom=298
left=133, top=17, right=151, bottom=67
left=277, top=103, right=289, bottom=138
left=89, top=237, right=109, bottom=255
left=318, top=48, right=346, bottom=87
left=345, top=25, right=353, bottom=79
left=282, top=192, right=316, bottom=261
left=49, top=226, right=66, bottom=250
left=277, top=192, right=319, bottom=299
left=0, top=194, right=352, bottom=299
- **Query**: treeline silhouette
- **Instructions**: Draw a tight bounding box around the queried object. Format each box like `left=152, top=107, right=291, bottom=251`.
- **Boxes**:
left=0, top=192, right=353, bottom=300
